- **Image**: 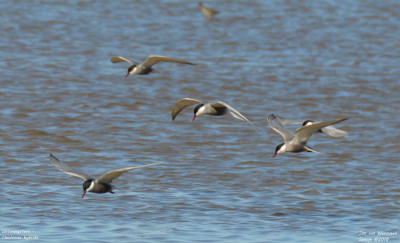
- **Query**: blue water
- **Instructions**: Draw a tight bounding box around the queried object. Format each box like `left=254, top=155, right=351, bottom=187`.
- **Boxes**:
left=0, top=0, right=399, bottom=242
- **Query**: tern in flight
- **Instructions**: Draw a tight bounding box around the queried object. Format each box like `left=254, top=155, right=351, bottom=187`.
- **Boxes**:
left=111, top=55, right=195, bottom=77
left=49, top=154, right=162, bottom=198
left=171, top=98, right=258, bottom=129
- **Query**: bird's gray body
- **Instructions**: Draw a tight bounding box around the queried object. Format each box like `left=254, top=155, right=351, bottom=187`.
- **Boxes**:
left=195, top=103, right=227, bottom=117
left=84, top=179, right=112, bottom=194
left=130, top=63, right=154, bottom=75
left=281, top=143, right=314, bottom=153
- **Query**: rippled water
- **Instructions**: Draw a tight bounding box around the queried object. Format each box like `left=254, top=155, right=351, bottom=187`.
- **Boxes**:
left=1, top=0, right=399, bottom=242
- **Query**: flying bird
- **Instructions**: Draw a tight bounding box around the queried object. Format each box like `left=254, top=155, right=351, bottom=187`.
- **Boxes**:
left=49, top=153, right=162, bottom=198
left=267, top=114, right=348, bottom=158
left=171, top=98, right=257, bottom=128
left=110, top=55, right=195, bottom=77
left=198, top=2, right=218, bottom=19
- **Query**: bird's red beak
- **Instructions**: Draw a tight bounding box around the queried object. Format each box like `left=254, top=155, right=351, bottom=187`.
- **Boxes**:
left=82, top=191, right=86, bottom=198
left=192, top=115, right=196, bottom=121
left=272, top=152, right=277, bottom=158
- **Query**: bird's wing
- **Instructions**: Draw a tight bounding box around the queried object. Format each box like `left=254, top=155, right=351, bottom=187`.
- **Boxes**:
left=321, top=125, right=348, bottom=138
left=273, top=115, right=303, bottom=126
left=293, top=118, right=349, bottom=144
left=143, top=55, right=195, bottom=66
left=267, top=114, right=295, bottom=143
left=172, top=98, right=202, bottom=121
left=215, top=101, right=258, bottom=128
left=49, top=154, right=93, bottom=181
left=97, top=162, right=163, bottom=184
left=110, top=56, right=134, bottom=65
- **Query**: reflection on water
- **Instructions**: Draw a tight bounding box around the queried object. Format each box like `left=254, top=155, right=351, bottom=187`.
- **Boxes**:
left=0, top=0, right=399, bottom=242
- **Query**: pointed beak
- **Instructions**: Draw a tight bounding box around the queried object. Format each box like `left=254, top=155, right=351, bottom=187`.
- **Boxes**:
left=125, top=72, right=129, bottom=78
left=192, top=115, right=196, bottom=121
left=82, top=191, right=86, bottom=198
left=272, top=152, right=277, bottom=158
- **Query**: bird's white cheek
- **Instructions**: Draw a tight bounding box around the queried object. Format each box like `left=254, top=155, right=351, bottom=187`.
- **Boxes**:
left=130, top=67, right=137, bottom=74
left=278, top=144, right=286, bottom=154
left=196, top=106, right=207, bottom=116
left=87, top=181, right=95, bottom=192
